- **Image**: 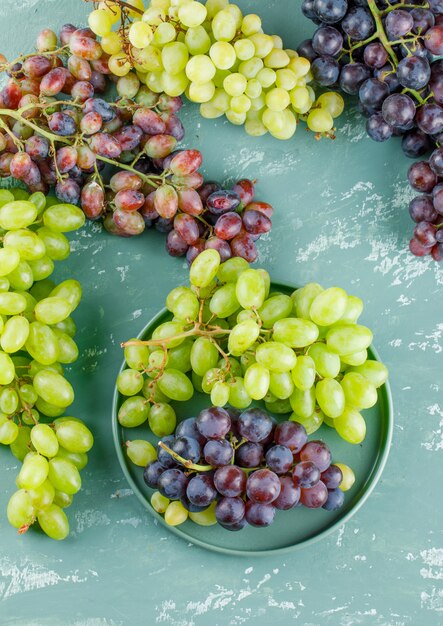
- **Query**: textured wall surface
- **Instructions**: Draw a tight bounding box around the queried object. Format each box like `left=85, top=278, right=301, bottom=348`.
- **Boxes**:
left=0, top=2, right=442, bottom=625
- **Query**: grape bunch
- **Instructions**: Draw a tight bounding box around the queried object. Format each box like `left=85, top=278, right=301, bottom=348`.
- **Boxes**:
left=301, top=0, right=443, bottom=155
left=85, top=0, right=344, bottom=138
left=0, top=189, right=94, bottom=540
left=138, top=408, right=356, bottom=530
left=118, top=249, right=389, bottom=446
left=408, top=153, right=443, bottom=260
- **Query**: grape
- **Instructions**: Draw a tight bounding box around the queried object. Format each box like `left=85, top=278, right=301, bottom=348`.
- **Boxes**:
left=334, top=407, right=366, bottom=444
left=323, top=487, right=345, bottom=511
left=37, top=504, right=70, bottom=540
left=203, top=439, right=233, bottom=466
left=416, top=103, right=443, bottom=135
left=30, top=424, right=59, bottom=458
left=172, top=436, right=201, bottom=464
left=245, top=501, right=275, bottom=527
left=321, top=464, right=343, bottom=489
left=235, top=441, right=264, bottom=468
left=7, top=490, right=35, bottom=529
left=408, top=162, right=438, bottom=193
left=274, top=476, right=300, bottom=511
left=196, top=406, right=231, bottom=439
left=216, top=497, right=245, bottom=525
left=397, top=56, right=430, bottom=90
left=300, top=481, right=328, bottom=508
left=214, top=465, right=246, bottom=497
left=158, top=468, right=189, bottom=500
left=265, top=445, right=293, bottom=474
left=144, top=461, right=165, bottom=488
left=186, top=474, right=217, bottom=507
left=425, top=26, right=443, bottom=55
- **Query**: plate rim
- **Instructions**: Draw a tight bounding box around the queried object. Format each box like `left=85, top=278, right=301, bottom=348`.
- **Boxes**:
left=112, top=282, right=394, bottom=556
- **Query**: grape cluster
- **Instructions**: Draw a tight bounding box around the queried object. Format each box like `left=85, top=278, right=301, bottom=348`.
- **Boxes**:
left=139, top=408, right=355, bottom=530
left=86, top=0, right=344, bottom=138
left=117, top=249, right=389, bottom=446
left=408, top=153, right=443, bottom=260
left=0, top=190, right=93, bottom=539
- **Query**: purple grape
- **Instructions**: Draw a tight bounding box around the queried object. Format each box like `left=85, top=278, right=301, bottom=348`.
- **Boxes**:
left=245, top=501, right=275, bottom=527
left=342, top=7, right=375, bottom=41
left=311, top=56, right=340, bottom=86
left=397, top=56, right=431, bottom=90
left=180, top=495, right=208, bottom=513
left=292, top=461, right=321, bottom=488
left=206, top=190, right=241, bottom=215
left=237, top=408, right=273, bottom=443
left=143, top=460, right=164, bottom=488
left=322, top=487, right=345, bottom=511
left=320, top=464, right=343, bottom=489
left=172, top=436, right=201, bottom=464
left=366, top=113, right=393, bottom=142
left=55, top=179, right=80, bottom=204
left=385, top=9, right=414, bottom=38
left=158, top=468, right=189, bottom=500
left=300, top=440, right=331, bottom=472
left=84, top=97, right=115, bottom=122
left=196, top=407, right=231, bottom=440
left=264, top=445, right=293, bottom=475
left=246, top=469, right=281, bottom=504
left=186, top=474, right=217, bottom=507
left=215, top=497, right=245, bottom=525
left=273, top=476, right=301, bottom=510
left=414, top=221, right=437, bottom=247
left=274, top=421, right=307, bottom=453
left=312, top=26, right=343, bottom=56
left=359, top=78, right=389, bottom=109
left=339, top=63, right=371, bottom=95
left=214, top=465, right=246, bottom=497
left=296, top=39, right=318, bottom=62
left=203, top=439, right=234, bottom=467
left=409, top=196, right=438, bottom=223
left=301, top=0, right=318, bottom=20
left=401, top=130, right=433, bottom=158
left=411, top=8, right=435, bottom=34
left=416, top=104, right=443, bottom=135
left=219, top=517, right=248, bottom=531
left=166, top=230, right=188, bottom=257
left=312, top=0, right=348, bottom=24
left=235, top=442, right=264, bottom=468
left=381, top=94, right=416, bottom=129
left=301, top=481, right=328, bottom=508
left=408, top=161, right=438, bottom=193
left=48, top=112, right=77, bottom=136
left=374, top=64, right=400, bottom=93
left=176, top=417, right=206, bottom=446
left=363, top=43, right=388, bottom=69
left=157, top=436, right=177, bottom=468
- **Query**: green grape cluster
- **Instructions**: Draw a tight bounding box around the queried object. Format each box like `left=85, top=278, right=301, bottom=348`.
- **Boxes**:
left=0, top=188, right=93, bottom=540
left=118, top=249, right=389, bottom=445
left=88, top=0, right=344, bottom=138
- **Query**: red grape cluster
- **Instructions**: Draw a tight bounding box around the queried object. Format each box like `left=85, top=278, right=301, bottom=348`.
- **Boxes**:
left=0, top=24, right=272, bottom=263
left=408, top=154, right=443, bottom=261
left=144, top=407, right=345, bottom=531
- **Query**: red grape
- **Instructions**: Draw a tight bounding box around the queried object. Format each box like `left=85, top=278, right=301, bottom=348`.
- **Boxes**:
left=230, top=233, right=257, bottom=262
left=154, top=184, right=178, bottom=219
left=173, top=213, right=200, bottom=245
left=242, top=209, right=272, bottom=235
left=10, top=152, right=32, bottom=179
left=68, top=55, right=92, bottom=81
left=214, top=212, right=242, bottom=240
left=300, top=440, right=331, bottom=472
left=273, top=476, right=301, bottom=510
left=214, top=465, right=246, bottom=497
left=170, top=149, right=202, bottom=176
left=114, top=189, right=145, bottom=212
left=133, top=108, right=166, bottom=135
left=56, top=146, right=78, bottom=173
left=144, top=134, right=177, bottom=158
left=40, top=68, right=66, bottom=96
left=300, top=481, right=328, bottom=508
left=89, top=133, right=122, bottom=159
left=245, top=501, right=275, bottom=527
left=177, top=188, right=204, bottom=216
left=81, top=180, right=105, bottom=219
left=113, top=207, right=145, bottom=235
left=232, top=179, right=255, bottom=205
left=110, top=171, right=143, bottom=193
left=22, top=55, right=52, bottom=78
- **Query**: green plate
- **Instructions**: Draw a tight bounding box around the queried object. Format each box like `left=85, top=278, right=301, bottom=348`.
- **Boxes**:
left=112, top=283, right=393, bottom=556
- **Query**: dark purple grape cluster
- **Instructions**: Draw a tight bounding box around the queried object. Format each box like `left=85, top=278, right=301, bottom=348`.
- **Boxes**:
left=300, top=1, right=443, bottom=156
left=408, top=153, right=443, bottom=260
left=144, top=407, right=345, bottom=531
left=0, top=25, right=273, bottom=264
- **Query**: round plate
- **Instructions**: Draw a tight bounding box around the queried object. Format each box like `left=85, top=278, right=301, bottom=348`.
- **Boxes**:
left=112, top=283, right=393, bottom=556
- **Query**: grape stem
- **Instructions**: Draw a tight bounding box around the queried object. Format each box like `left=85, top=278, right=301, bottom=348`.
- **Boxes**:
left=366, top=0, right=399, bottom=66
left=83, top=0, right=144, bottom=16
left=0, top=45, right=70, bottom=74
left=158, top=441, right=213, bottom=472
left=121, top=324, right=231, bottom=348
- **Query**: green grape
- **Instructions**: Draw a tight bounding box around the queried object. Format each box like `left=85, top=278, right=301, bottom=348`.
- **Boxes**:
left=168, top=288, right=200, bottom=321
left=0, top=292, right=27, bottom=315
left=190, top=249, right=220, bottom=288
left=7, top=489, right=35, bottom=529
left=341, top=295, right=363, bottom=324
left=258, top=295, right=293, bottom=328
left=117, top=369, right=144, bottom=396
left=218, top=356, right=242, bottom=378
left=161, top=42, right=189, bottom=75
left=268, top=371, right=294, bottom=399
left=1, top=316, right=30, bottom=353
left=118, top=395, right=150, bottom=428
left=7, top=260, right=34, bottom=291
left=335, top=463, right=355, bottom=491
left=151, top=491, right=170, bottom=514
left=35, top=397, right=64, bottom=418
left=334, top=407, right=366, bottom=444
left=146, top=349, right=167, bottom=379
left=190, top=336, right=219, bottom=376
left=217, top=256, right=248, bottom=283
left=37, top=504, right=69, bottom=540
left=309, top=287, right=348, bottom=326
left=291, top=283, right=323, bottom=319
left=326, top=324, right=373, bottom=356
left=126, top=439, right=157, bottom=467
left=53, top=490, right=73, bottom=508
left=228, top=376, right=252, bottom=409
left=236, top=309, right=256, bottom=323
left=350, top=360, right=388, bottom=388
left=189, top=501, right=217, bottom=526
left=50, top=280, right=82, bottom=312
left=28, top=479, right=55, bottom=509
left=235, top=38, right=255, bottom=60
left=29, top=359, right=63, bottom=377
left=166, top=339, right=193, bottom=372
left=22, top=407, right=40, bottom=425
left=48, top=457, right=81, bottom=495
left=43, top=204, right=85, bottom=232
left=53, top=316, right=76, bottom=338
left=34, top=297, right=71, bottom=325
left=290, top=408, right=324, bottom=435
left=255, top=342, right=296, bottom=373
left=201, top=367, right=223, bottom=393
left=55, top=446, right=88, bottom=471
left=0, top=351, right=15, bottom=385
left=210, top=41, right=236, bottom=69
left=206, top=0, right=229, bottom=19
left=4, top=229, right=46, bottom=260
left=33, top=370, right=74, bottom=408
left=54, top=419, right=93, bottom=453
left=210, top=380, right=230, bottom=406
left=185, top=25, right=211, bottom=55
left=142, top=378, right=169, bottom=403
left=152, top=321, right=185, bottom=348
left=28, top=256, right=54, bottom=281
left=209, top=283, right=239, bottom=318
left=289, top=387, right=316, bottom=419
left=0, top=189, right=15, bottom=206
left=10, top=425, right=32, bottom=461
left=315, top=378, right=345, bottom=418
left=236, top=269, right=266, bottom=309
left=157, top=369, right=194, bottom=401
left=10, top=189, right=30, bottom=201
left=0, top=280, right=9, bottom=294
left=0, top=387, right=19, bottom=414
left=0, top=418, right=19, bottom=444
left=0, top=201, right=37, bottom=230
left=148, top=402, right=176, bottom=437
left=291, top=355, right=316, bottom=391
left=307, top=342, right=340, bottom=378
left=165, top=500, right=188, bottom=526
left=52, top=329, right=78, bottom=364
left=272, top=317, right=319, bottom=348
left=17, top=453, right=49, bottom=489
left=265, top=398, right=292, bottom=414
left=29, top=192, right=46, bottom=215
left=26, top=322, right=60, bottom=365
left=227, top=319, right=260, bottom=356
left=341, top=372, right=377, bottom=409
left=340, top=350, right=368, bottom=367
left=30, top=278, right=56, bottom=301
left=212, top=8, right=237, bottom=41
left=124, top=339, right=149, bottom=370
left=36, top=227, right=70, bottom=261
left=244, top=362, right=270, bottom=400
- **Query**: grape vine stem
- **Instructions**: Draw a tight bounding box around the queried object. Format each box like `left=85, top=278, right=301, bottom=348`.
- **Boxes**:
left=158, top=441, right=213, bottom=472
